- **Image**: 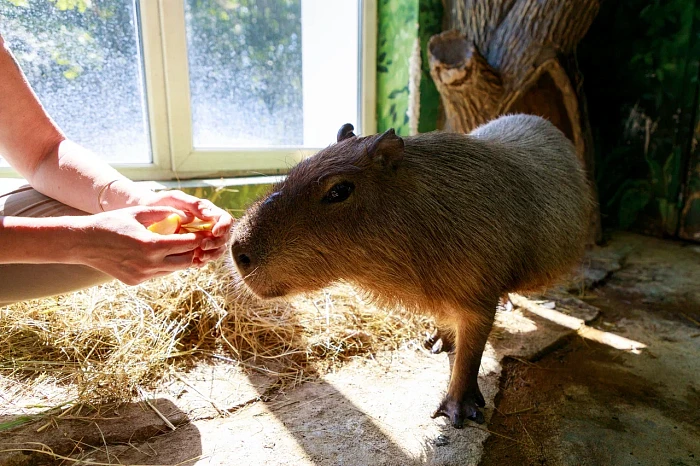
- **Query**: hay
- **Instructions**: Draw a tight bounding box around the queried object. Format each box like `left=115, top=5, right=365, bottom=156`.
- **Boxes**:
left=0, top=260, right=432, bottom=407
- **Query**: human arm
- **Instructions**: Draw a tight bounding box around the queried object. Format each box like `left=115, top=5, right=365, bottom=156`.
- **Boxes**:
left=0, top=34, right=231, bottom=234
left=0, top=33, right=233, bottom=280
left=0, top=207, right=211, bottom=285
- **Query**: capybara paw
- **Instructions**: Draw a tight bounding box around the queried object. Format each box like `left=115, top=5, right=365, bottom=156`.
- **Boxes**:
left=423, top=329, right=455, bottom=354
left=431, top=390, right=486, bottom=428
left=498, top=295, right=513, bottom=312
left=431, top=398, right=485, bottom=429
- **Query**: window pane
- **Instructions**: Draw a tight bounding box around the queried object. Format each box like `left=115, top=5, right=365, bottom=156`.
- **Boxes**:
left=185, top=0, right=303, bottom=147
left=0, top=0, right=150, bottom=166
left=300, top=0, right=359, bottom=148
left=185, top=0, right=359, bottom=149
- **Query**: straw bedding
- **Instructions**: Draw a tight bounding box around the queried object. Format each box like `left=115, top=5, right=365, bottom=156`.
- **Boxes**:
left=0, top=259, right=432, bottom=406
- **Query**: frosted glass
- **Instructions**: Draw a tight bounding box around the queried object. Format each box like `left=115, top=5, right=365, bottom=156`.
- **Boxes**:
left=184, top=0, right=360, bottom=149
left=0, top=0, right=151, bottom=165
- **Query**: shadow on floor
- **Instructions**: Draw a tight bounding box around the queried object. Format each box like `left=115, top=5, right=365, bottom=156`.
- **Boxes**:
left=0, top=398, right=202, bottom=465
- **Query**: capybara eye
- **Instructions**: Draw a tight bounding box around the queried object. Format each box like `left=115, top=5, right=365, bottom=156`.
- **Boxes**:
left=322, top=181, right=355, bottom=204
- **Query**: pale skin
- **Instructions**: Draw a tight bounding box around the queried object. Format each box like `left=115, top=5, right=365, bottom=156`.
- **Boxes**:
left=0, top=34, right=234, bottom=286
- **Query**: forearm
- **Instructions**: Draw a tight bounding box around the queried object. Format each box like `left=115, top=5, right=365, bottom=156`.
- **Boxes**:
left=0, top=35, right=154, bottom=214
left=2, top=208, right=212, bottom=286
left=0, top=215, right=84, bottom=264
left=30, top=139, right=155, bottom=214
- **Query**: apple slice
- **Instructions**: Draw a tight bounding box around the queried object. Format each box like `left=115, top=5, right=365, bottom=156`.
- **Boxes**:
left=147, top=213, right=182, bottom=235
left=180, top=218, right=214, bottom=232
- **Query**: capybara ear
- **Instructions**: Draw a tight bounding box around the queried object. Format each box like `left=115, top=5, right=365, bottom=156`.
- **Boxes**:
left=367, top=128, right=404, bottom=169
left=337, top=123, right=356, bottom=142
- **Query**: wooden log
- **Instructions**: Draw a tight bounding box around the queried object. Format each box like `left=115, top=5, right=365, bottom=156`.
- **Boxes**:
left=428, top=0, right=604, bottom=244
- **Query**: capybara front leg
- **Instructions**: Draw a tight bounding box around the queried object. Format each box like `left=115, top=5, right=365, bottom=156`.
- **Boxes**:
left=431, top=308, right=494, bottom=429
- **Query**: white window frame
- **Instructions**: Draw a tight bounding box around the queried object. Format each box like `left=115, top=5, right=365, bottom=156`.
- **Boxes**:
left=0, top=0, right=376, bottom=182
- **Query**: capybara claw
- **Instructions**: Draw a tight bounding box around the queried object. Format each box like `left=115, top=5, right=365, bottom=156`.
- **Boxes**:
left=423, top=329, right=454, bottom=354
left=431, top=396, right=485, bottom=428
left=423, top=331, right=437, bottom=349
left=430, top=338, right=444, bottom=354
left=499, top=295, right=514, bottom=312
left=474, top=386, right=486, bottom=408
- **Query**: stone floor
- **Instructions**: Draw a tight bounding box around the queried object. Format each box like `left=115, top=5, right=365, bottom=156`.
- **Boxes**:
left=0, top=231, right=698, bottom=465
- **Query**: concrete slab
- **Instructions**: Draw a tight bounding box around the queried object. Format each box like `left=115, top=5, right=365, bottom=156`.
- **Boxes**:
left=1, top=285, right=603, bottom=466
left=481, top=232, right=700, bottom=466
left=16, top=240, right=674, bottom=465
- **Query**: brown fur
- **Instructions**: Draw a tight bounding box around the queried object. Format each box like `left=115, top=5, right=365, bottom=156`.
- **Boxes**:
left=230, top=114, right=593, bottom=428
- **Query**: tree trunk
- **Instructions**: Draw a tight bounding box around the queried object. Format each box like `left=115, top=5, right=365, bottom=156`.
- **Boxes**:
left=428, top=0, right=603, bottom=244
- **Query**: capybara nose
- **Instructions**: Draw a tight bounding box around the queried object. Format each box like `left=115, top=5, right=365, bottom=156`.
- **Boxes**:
left=231, top=240, right=256, bottom=273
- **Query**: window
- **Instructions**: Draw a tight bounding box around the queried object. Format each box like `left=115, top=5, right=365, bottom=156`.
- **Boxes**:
left=0, top=0, right=376, bottom=181
left=0, top=0, right=151, bottom=164
left=184, top=0, right=304, bottom=148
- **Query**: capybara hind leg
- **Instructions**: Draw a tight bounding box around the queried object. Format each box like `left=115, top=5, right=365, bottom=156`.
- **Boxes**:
left=423, top=327, right=455, bottom=354
left=431, top=305, right=495, bottom=429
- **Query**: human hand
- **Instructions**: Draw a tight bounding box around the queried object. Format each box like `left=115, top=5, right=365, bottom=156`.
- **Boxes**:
left=138, top=190, right=234, bottom=267
left=73, top=206, right=210, bottom=285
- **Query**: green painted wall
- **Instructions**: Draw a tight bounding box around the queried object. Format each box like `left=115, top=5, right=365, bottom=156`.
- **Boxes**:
left=376, top=0, right=442, bottom=136
left=417, top=0, right=443, bottom=133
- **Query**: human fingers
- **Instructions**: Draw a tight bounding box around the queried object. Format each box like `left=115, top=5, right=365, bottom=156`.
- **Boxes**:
left=196, top=244, right=228, bottom=264
left=210, top=209, right=234, bottom=238
left=130, top=206, right=188, bottom=228
left=200, top=232, right=229, bottom=251
left=150, top=191, right=209, bottom=215
left=183, top=198, right=233, bottom=238
left=154, top=231, right=208, bottom=255
left=141, top=191, right=233, bottom=239
left=161, top=250, right=198, bottom=270
left=150, top=191, right=232, bottom=235
left=141, top=191, right=199, bottom=222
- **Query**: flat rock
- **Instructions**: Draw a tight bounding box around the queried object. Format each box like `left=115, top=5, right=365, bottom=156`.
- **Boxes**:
left=61, top=349, right=503, bottom=466
left=0, top=295, right=607, bottom=465
left=161, top=361, right=277, bottom=420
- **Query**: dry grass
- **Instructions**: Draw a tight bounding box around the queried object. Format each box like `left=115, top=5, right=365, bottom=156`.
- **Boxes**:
left=0, top=260, right=432, bottom=408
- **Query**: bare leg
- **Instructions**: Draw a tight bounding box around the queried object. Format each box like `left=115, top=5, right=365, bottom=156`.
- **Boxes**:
left=431, top=300, right=497, bottom=428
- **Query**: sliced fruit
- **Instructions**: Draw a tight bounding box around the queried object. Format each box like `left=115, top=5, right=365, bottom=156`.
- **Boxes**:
left=147, top=213, right=182, bottom=235
left=180, top=218, right=214, bottom=232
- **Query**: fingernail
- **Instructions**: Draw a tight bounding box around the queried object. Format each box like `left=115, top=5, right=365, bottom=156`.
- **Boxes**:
left=201, top=240, right=211, bottom=250
left=201, top=208, right=214, bottom=217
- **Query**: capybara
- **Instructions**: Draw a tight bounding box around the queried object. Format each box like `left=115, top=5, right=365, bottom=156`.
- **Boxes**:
left=230, top=114, right=592, bottom=428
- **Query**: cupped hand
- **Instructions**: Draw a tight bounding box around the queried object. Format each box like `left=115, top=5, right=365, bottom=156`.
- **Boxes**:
left=74, top=206, right=212, bottom=285
left=137, top=190, right=234, bottom=266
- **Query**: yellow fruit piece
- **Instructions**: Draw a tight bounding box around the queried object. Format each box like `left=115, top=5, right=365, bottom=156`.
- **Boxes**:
left=147, top=213, right=182, bottom=235
left=180, top=219, right=214, bottom=232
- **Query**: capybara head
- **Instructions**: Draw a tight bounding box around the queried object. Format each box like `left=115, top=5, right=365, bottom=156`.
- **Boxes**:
left=230, top=124, right=407, bottom=299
